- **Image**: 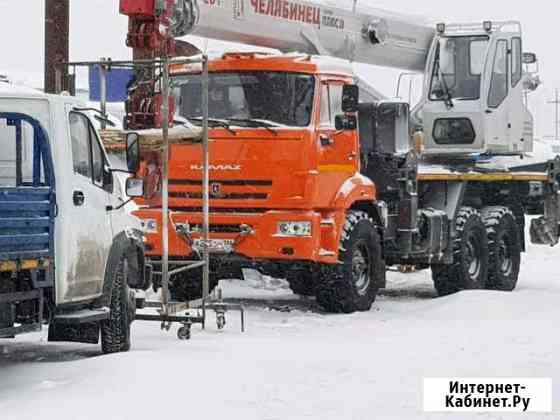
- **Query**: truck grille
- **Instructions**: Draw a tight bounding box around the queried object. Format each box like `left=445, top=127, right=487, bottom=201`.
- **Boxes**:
left=169, top=192, right=268, bottom=200
left=170, top=179, right=273, bottom=187
left=169, top=207, right=267, bottom=214
left=169, top=179, right=272, bottom=201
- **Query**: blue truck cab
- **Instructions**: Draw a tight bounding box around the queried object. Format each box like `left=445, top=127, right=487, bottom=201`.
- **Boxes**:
left=0, top=83, right=149, bottom=353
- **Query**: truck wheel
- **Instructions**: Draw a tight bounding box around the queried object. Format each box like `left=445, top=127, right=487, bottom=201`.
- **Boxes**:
left=482, top=206, right=521, bottom=291
left=286, top=269, right=316, bottom=296
left=315, top=211, right=383, bottom=313
left=101, top=259, right=132, bottom=354
left=432, top=207, right=489, bottom=296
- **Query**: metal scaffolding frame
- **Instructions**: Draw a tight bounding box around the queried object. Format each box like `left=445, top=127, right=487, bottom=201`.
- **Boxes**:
left=59, top=56, right=244, bottom=339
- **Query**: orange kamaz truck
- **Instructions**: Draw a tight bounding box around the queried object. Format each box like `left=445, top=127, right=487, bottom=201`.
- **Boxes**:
left=135, top=53, right=388, bottom=313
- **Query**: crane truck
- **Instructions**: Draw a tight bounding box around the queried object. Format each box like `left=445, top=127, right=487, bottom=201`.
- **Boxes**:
left=118, top=0, right=560, bottom=313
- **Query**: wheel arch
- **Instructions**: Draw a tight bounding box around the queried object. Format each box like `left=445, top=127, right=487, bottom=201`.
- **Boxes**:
left=332, top=174, right=376, bottom=210
left=100, top=229, right=148, bottom=307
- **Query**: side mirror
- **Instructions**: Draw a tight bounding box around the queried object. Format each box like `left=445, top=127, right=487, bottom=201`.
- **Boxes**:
left=375, top=101, right=411, bottom=155
left=126, top=132, right=141, bottom=173
left=523, top=52, right=537, bottom=65
left=335, top=114, right=357, bottom=131
left=341, top=84, right=359, bottom=113
left=125, top=177, right=145, bottom=198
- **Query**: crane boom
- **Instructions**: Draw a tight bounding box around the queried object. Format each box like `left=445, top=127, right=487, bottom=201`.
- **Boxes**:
left=189, top=0, right=435, bottom=72
left=119, top=0, right=435, bottom=128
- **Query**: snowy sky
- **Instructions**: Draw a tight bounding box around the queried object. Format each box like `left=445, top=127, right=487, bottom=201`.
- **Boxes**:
left=0, top=0, right=557, bottom=138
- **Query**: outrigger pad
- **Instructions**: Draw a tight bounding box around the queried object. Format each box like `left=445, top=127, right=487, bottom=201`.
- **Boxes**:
left=530, top=217, right=560, bottom=247
left=48, top=321, right=100, bottom=345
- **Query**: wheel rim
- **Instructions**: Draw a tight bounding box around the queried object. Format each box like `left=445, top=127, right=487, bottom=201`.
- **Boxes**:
left=465, top=233, right=481, bottom=280
left=497, top=233, right=514, bottom=277
left=352, top=243, right=371, bottom=296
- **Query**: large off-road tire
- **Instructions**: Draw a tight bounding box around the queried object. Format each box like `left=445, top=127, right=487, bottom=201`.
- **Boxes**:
left=315, top=211, right=384, bottom=313
left=286, top=269, right=317, bottom=296
left=101, top=259, right=132, bottom=354
left=432, top=207, right=489, bottom=296
left=481, top=206, right=521, bottom=291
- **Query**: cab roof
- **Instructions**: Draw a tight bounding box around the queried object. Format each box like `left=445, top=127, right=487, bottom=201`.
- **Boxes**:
left=172, top=52, right=355, bottom=78
left=0, top=81, right=46, bottom=98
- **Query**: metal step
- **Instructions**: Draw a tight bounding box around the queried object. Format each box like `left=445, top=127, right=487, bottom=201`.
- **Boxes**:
left=53, top=308, right=110, bottom=325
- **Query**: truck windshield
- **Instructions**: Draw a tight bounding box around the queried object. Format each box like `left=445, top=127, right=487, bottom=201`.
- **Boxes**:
left=429, top=36, right=489, bottom=102
left=174, top=72, right=315, bottom=127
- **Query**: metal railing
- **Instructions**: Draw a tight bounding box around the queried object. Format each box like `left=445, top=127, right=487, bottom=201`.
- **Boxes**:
left=59, top=55, right=244, bottom=339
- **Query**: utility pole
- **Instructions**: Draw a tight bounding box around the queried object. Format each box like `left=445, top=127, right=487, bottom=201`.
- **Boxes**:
left=547, top=88, right=560, bottom=141
left=44, top=0, right=70, bottom=93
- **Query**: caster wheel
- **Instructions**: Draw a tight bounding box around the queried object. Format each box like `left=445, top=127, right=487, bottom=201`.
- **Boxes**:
left=177, top=326, right=191, bottom=340
left=216, top=314, right=226, bottom=330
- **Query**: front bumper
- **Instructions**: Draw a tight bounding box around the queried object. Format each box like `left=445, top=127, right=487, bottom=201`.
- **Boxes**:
left=134, top=209, right=340, bottom=264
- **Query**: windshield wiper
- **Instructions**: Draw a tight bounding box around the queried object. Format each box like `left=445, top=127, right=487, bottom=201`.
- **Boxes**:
left=187, top=117, right=237, bottom=136
left=226, top=118, right=279, bottom=135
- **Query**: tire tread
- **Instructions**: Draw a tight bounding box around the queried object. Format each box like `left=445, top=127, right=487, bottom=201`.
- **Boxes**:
left=316, top=211, right=383, bottom=313
left=432, top=207, right=488, bottom=296
left=481, top=206, right=521, bottom=291
left=101, top=260, right=131, bottom=354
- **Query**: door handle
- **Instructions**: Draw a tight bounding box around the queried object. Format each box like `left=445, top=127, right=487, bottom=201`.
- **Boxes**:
left=319, top=134, right=333, bottom=146
left=73, top=190, right=85, bottom=206
left=485, top=109, right=493, bottom=114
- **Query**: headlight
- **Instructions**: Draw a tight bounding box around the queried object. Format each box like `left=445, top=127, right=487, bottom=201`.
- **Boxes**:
left=277, top=221, right=312, bottom=237
left=141, top=219, right=158, bottom=234
left=432, top=118, right=475, bottom=145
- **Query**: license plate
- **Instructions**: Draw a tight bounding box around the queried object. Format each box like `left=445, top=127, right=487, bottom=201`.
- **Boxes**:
left=193, top=238, right=235, bottom=254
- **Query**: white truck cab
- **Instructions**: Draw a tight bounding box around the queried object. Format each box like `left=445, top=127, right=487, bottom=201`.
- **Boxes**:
left=420, top=21, right=536, bottom=156
left=0, top=83, right=149, bottom=353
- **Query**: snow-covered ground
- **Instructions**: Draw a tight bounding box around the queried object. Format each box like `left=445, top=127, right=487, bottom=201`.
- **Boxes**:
left=0, top=223, right=558, bottom=419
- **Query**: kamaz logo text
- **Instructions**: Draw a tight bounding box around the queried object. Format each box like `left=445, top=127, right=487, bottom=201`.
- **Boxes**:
left=190, top=164, right=242, bottom=171
left=210, top=182, right=223, bottom=198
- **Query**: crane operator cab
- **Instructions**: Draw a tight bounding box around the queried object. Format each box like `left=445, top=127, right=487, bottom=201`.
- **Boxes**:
left=419, top=21, right=539, bottom=157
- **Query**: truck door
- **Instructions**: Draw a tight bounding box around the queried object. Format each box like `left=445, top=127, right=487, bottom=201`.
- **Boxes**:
left=485, top=38, right=510, bottom=150
left=316, top=81, right=359, bottom=205
left=508, top=36, right=526, bottom=153
left=58, top=110, right=114, bottom=303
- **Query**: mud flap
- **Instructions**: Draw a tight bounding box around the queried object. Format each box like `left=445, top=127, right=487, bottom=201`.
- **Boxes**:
left=123, top=230, right=151, bottom=290
left=48, top=322, right=100, bottom=344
